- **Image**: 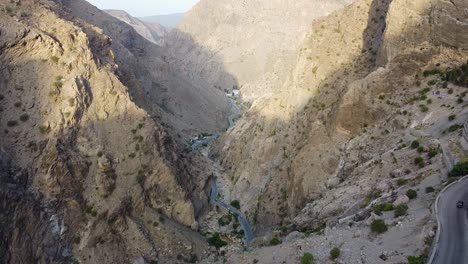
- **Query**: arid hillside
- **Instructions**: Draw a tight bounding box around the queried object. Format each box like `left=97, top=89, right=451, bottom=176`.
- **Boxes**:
left=0, top=0, right=231, bottom=263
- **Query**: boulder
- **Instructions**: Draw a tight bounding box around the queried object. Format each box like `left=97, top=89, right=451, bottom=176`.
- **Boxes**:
left=393, top=195, right=409, bottom=207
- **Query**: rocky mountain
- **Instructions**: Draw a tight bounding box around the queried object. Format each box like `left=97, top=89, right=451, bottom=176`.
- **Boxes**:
left=0, top=0, right=232, bottom=263
left=2, top=0, right=468, bottom=263
left=139, top=13, right=185, bottom=29
left=168, top=0, right=468, bottom=263
left=104, top=9, right=167, bottom=45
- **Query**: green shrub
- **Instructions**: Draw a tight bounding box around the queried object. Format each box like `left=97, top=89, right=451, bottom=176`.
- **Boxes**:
left=394, top=204, right=409, bottom=217
left=457, top=97, right=464, bottom=104
left=301, top=252, right=314, bottom=264
left=448, top=124, right=463, bottom=132
left=449, top=114, right=456, bottom=121
left=428, top=149, right=438, bottom=158
left=19, top=114, right=29, bottom=122
left=407, top=255, right=427, bottom=264
left=136, top=174, right=146, bottom=186
left=208, top=233, right=227, bottom=249
left=423, top=69, right=443, bottom=77
left=270, top=237, right=281, bottom=246
left=425, top=186, right=435, bottom=193
left=373, top=203, right=394, bottom=215
left=53, top=81, right=63, bottom=89
left=417, top=146, right=424, bottom=153
left=410, top=140, right=420, bottom=149
left=370, top=219, right=388, bottom=234
left=414, top=157, right=425, bottom=168
left=406, top=189, right=417, bottom=199
left=330, top=247, right=340, bottom=260
left=230, top=200, right=241, bottom=210
left=39, top=125, right=51, bottom=134
left=50, top=56, right=60, bottom=64
left=419, top=105, right=429, bottom=112
left=6, top=120, right=18, bottom=127
left=397, top=178, right=408, bottom=186
left=449, top=161, right=468, bottom=177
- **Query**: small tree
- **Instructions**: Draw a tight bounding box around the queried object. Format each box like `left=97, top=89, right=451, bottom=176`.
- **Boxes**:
left=207, top=233, right=227, bottom=249
left=301, top=252, right=314, bottom=264
left=371, top=219, right=388, bottom=234
left=411, top=140, right=420, bottom=149
left=406, top=189, right=417, bottom=199
left=230, top=200, right=241, bottom=210
left=425, top=186, right=435, bottom=193
left=449, top=161, right=468, bottom=177
left=330, top=247, right=340, bottom=260
left=394, top=204, right=409, bottom=217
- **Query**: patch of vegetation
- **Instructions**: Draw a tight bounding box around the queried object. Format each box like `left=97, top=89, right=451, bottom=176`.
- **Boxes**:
left=230, top=200, right=241, bottom=210
left=410, top=140, right=420, bottom=149
left=50, top=56, right=60, bottom=64
left=444, top=62, right=468, bottom=87
left=373, top=203, right=394, bottom=215
left=447, top=124, right=463, bottom=132
left=449, top=161, right=468, bottom=177
left=53, top=80, right=63, bottom=89
left=397, top=178, right=408, bottom=186
left=417, top=146, right=424, bottom=153
left=419, top=104, right=429, bottom=112
left=423, top=69, right=443, bottom=77
left=207, top=233, right=227, bottom=249
left=370, top=219, right=388, bottom=234
left=360, top=189, right=381, bottom=208
left=425, top=186, right=435, bottom=193
left=19, top=114, right=29, bottom=122
left=394, top=204, right=409, bottom=217
left=407, top=255, right=427, bottom=264
left=39, top=125, right=51, bottom=134
left=414, top=157, right=425, bottom=168
left=330, top=247, right=340, bottom=260
left=85, top=206, right=98, bottom=217
left=6, top=120, right=18, bottom=127
left=406, top=189, right=417, bottom=199
left=449, top=114, right=456, bottom=121
left=136, top=174, right=146, bottom=186
left=301, top=252, right=314, bottom=264
left=428, top=148, right=438, bottom=159
left=14, top=102, right=21, bottom=107
left=269, top=237, right=282, bottom=246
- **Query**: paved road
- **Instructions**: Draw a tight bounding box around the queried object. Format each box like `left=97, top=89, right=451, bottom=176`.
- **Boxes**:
left=209, top=178, right=255, bottom=244
left=432, top=177, right=468, bottom=264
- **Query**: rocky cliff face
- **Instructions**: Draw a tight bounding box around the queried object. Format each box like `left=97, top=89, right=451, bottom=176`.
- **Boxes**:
left=104, top=9, right=167, bottom=45
left=0, top=0, right=223, bottom=263
left=169, top=0, right=468, bottom=237
left=165, top=0, right=355, bottom=99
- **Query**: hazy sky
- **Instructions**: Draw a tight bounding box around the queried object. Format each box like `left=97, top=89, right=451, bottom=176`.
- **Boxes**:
left=86, top=0, right=200, bottom=17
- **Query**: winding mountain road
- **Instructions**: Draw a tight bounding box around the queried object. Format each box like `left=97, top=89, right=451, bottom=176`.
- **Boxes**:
left=431, top=176, right=468, bottom=264
left=209, top=178, right=255, bottom=244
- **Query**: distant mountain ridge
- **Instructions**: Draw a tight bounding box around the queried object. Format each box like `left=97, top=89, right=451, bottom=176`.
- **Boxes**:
left=104, top=9, right=167, bottom=44
left=139, top=13, right=185, bottom=28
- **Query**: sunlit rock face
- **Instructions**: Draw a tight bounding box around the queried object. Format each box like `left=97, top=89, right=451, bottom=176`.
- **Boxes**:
left=379, top=0, right=468, bottom=64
